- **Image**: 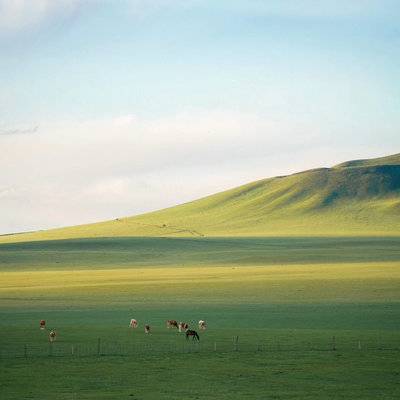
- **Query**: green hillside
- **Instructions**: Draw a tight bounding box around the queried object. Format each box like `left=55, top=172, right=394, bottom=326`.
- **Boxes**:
left=333, top=152, right=400, bottom=168
left=1, top=153, right=399, bottom=243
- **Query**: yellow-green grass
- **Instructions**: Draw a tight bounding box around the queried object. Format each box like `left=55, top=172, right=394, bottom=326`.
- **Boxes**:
left=1, top=153, right=399, bottom=243
left=2, top=258, right=400, bottom=399
left=334, top=152, right=400, bottom=168
left=1, top=262, right=400, bottom=309
left=0, top=149, right=399, bottom=399
left=1, top=236, right=400, bottom=399
left=2, top=260, right=400, bottom=351
left=2, top=236, right=399, bottom=271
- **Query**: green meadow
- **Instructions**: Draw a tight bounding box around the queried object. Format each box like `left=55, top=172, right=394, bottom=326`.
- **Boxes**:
left=1, top=237, right=400, bottom=399
left=1, top=154, right=399, bottom=398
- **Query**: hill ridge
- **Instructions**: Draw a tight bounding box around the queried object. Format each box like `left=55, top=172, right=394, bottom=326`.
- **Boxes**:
left=1, top=152, right=399, bottom=243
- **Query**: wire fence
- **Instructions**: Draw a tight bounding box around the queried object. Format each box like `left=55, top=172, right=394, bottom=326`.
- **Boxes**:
left=1, top=335, right=399, bottom=360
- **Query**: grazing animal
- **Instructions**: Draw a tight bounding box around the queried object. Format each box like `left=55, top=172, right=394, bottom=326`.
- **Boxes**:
left=129, top=319, right=138, bottom=328
left=40, top=320, right=46, bottom=330
left=49, top=330, right=56, bottom=342
left=178, top=322, right=189, bottom=332
left=167, top=320, right=178, bottom=329
left=144, top=325, right=151, bottom=334
left=198, top=320, right=207, bottom=330
left=185, top=330, right=199, bottom=341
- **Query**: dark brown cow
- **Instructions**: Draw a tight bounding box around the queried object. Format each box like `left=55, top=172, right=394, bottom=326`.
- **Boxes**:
left=40, top=320, right=46, bottom=330
left=144, top=325, right=151, bottom=334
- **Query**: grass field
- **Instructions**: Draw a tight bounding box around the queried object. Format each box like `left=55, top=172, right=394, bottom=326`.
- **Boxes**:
left=1, top=237, right=400, bottom=399
left=1, top=236, right=400, bottom=271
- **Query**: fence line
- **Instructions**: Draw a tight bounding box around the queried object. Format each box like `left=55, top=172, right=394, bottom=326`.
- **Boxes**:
left=1, top=336, right=399, bottom=360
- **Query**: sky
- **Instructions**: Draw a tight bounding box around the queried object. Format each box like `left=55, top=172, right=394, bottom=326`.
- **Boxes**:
left=0, top=0, right=399, bottom=234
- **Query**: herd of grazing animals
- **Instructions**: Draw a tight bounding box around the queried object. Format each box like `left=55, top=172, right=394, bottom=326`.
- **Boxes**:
left=40, top=318, right=206, bottom=342
left=136, top=319, right=206, bottom=340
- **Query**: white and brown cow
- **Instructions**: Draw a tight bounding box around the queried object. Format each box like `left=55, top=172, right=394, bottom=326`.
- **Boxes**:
left=198, top=320, right=207, bottom=330
left=40, top=320, right=46, bottom=330
left=49, top=330, right=57, bottom=342
left=178, top=322, right=189, bottom=332
left=167, top=320, right=178, bottom=329
left=129, top=319, right=138, bottom=329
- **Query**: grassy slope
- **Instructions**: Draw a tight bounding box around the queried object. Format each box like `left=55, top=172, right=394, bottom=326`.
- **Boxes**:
left=333, top=152, right=400, bottom=168
left=1, top=153, right=399, bottom=243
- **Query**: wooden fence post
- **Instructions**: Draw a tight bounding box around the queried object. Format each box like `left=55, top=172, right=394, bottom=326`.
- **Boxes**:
left=233, top=336, right=239, bottom=352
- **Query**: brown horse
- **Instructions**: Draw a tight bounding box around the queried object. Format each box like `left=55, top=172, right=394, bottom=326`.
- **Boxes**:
left=185, top=330, right=199, bottom=341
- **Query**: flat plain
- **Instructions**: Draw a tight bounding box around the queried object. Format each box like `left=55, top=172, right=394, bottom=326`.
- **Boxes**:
left=1, top=237, right=400, bottom=399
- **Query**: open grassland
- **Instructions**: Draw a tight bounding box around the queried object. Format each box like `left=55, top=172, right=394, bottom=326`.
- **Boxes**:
left=2, top=349, right=400, bottom=400
left=2, top=351, right=400, bottom=400
left=1, top=262, right=400, bottom=308
left=1, top=236, right=400, bottom=271
left=1, top=236, right=400, bottom=399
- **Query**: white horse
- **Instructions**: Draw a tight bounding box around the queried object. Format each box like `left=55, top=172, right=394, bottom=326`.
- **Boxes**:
left=198, top=320, right=207, bottom=330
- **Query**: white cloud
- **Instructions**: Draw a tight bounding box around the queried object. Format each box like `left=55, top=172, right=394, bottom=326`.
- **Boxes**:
left=126, top=0, right=198, bottom=17
left=239, top=0, right=397, bottom=19
left=113, top=114, right=137, bottom=127
left=0, top=0, right=83, bottom=33
left=0, top=0, right=199, bottom=33
left=0, top=108, right=393, bottom=234
left=0, top=0, right=395, bottom=35
left=0, top=109, right=324, bottom=233
left=0, top=124, right=38, bottom=135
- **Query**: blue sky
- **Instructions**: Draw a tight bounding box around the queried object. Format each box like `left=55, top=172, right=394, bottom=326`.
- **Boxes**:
left=0, top=0, right=399, bottom=233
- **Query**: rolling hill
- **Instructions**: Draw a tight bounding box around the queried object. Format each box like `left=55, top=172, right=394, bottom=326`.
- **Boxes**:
left=1, top=153, right=399, bottom=243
